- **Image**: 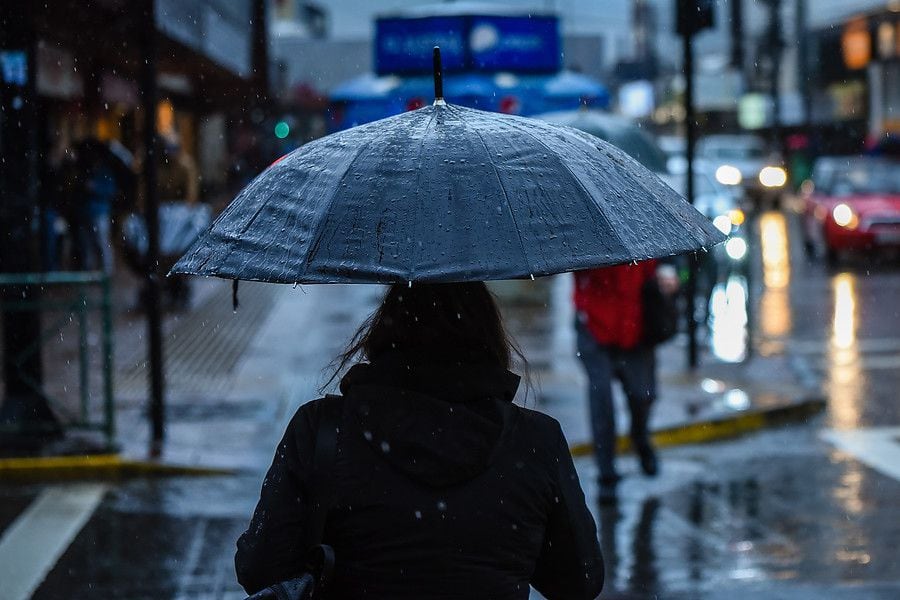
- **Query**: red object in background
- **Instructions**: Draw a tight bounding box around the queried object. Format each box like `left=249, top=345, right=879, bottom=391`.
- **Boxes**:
left=498, top=95, right=520, bottom=114
left=802, top=158, right=900, bottom=257
left=291, top=82, right=328, bottom=110
left=573, top=261, right=658, bottom=350
left=406, top=97, right=426, bottom=111
left=786, top=133, right=809, bottom=151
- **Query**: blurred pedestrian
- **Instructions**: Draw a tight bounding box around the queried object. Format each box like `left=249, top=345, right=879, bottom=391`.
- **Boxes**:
left=574, top=261, right=679, bottom=503
left=158, top=138, right=200, bottom=309
left=236, top=282, right=604, bottom=599
left=74, top=138, right=118, bottom=274
left=40, top=138, right=78, bottom=271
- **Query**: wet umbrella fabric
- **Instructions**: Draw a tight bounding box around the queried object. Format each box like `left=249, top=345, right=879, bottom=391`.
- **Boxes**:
left=172, top=102, right=724, bottom=284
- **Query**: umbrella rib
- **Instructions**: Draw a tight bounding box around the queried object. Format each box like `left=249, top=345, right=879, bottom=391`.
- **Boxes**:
left=467, top=123, right=532, bottom=276
left=300, top=136, right=378, bottom=278
left=409, top=109, right=441, bottom=281
left=507, top=120, right=633, bottom=258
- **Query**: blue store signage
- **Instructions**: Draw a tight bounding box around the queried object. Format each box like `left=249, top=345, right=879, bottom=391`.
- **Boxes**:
left=376, top=15, right=560, bottom=75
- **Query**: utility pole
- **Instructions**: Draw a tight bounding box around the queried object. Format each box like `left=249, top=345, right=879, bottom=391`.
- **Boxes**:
left=763, top=0, right=784, bottom=153
left=730, top=0, right=744, bottom=72
left=677, top=0, right=714, bottom=369
left=0, top=1, right=58, bottom=442
left=251, top=0, right=270, bottom=106
left=139, top=0, right=165, bottom=457
left=796, top=0, right=810, bottom=128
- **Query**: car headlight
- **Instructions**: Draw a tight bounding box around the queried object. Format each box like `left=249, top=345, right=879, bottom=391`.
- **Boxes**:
left=759, top=166, right=787, bottom=188
left=715, top=165, right=742, bottom=186
left=712, top=215, right=732, bottom=235
left=832, top=203, right=858, bottom=229
left=725, top=237, right=748, bottom=260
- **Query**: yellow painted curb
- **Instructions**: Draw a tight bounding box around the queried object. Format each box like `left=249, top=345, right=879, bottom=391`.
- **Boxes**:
left=0, top=453, right=233, bottom=479
left=569, top=397, right=826, bottom=458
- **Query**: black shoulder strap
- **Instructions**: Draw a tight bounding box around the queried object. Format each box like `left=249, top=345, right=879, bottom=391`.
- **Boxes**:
left=307, top=395, right=342, bottom=548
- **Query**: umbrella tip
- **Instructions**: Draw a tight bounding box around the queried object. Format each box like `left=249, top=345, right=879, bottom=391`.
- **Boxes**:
left=432, top=46, right=444, bottom=104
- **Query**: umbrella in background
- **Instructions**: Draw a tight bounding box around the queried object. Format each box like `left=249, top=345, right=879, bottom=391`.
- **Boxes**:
left=173, top=48, right=723, bottom=287
left=534, top=109, right=668, bottom=174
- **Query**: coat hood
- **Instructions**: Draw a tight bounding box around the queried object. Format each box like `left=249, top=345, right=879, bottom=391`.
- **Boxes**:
left=339, top=352, right=521, bottom=488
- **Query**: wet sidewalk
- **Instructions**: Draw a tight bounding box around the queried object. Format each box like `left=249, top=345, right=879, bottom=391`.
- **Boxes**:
left=105, top=275, right=823, bottom=474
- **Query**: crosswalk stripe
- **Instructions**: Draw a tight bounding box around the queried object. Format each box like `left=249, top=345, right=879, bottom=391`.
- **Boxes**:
left=0, top=484, right=107, bottom=600
left=821, top=428, right=900, bottom=482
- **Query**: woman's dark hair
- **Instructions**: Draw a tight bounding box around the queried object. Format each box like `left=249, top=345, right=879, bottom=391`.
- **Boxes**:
left=326, top=282, right=526, bottom=386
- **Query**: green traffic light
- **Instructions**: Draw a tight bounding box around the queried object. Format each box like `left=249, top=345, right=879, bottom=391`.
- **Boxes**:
left=274, top=121, right=290, bottom=139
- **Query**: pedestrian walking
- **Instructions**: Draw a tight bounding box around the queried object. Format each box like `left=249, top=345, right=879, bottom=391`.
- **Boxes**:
left=74, top=138, right=119, bottom=274
left=235, top=282, right=605, bottom=599
left=574, top=261, right=680, bottom=503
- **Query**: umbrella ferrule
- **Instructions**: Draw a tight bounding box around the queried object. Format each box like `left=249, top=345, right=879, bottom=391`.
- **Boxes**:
left=432, top=46, right=444, bottom=101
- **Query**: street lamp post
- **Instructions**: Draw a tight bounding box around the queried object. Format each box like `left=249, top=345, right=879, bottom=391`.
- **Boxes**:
left=138, top=0, right=166, bottom=457
left=677, top=0, right=715, bottom=369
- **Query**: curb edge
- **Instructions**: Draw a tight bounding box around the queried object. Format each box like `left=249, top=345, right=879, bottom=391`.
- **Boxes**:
left=569, top=396, right=827, bottom=457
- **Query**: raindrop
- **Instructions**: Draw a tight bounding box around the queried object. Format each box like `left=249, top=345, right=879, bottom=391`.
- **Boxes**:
left=380, top=441, right=391, bottom=453
left=437, top=500, right=447, bottom=511
left=414, top=510, right=422, bottom=520
left=363, top=430, right=373, bottom=441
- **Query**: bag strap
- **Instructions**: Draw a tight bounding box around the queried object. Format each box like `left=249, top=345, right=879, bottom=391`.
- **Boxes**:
left=306, top=395, right=342, bottom=548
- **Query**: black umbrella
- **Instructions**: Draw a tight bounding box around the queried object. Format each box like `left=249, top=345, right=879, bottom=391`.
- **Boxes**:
left=173, top=48, right=723, bottom=286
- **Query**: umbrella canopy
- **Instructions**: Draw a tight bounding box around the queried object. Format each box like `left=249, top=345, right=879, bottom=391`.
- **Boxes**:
left=173, top=103, right=723, bottom=285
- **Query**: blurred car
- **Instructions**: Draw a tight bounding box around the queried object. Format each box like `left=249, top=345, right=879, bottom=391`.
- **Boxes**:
left=801, top=156, right=900, bottom=265
left=697, top=134, right=786, bottom=208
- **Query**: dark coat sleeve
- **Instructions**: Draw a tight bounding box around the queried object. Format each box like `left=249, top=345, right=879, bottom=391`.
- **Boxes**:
left=531, top=421, right=604, bottom=600
left=235, top=401, right=319, bottom=594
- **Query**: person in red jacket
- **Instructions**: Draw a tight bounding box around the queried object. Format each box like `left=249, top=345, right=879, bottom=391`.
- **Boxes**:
left=574, top=260, right=678, bottom=502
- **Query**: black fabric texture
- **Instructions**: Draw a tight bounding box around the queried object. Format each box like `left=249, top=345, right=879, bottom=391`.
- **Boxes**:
left=235, top=355, right=604, bottom=599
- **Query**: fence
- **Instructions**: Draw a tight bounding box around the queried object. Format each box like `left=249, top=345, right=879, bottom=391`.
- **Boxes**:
left=0, top=271, right=115, bottom=448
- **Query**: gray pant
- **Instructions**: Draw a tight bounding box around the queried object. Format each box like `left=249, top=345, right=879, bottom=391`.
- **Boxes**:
left=576, top=321, right=656, bottom=481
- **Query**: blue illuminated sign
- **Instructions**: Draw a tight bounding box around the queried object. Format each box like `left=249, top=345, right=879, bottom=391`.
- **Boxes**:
left=470, top=16, right=559, bottom=72
left=376, top=18, right=467, bottom=74
left=375, top=14, right=560, bottom=75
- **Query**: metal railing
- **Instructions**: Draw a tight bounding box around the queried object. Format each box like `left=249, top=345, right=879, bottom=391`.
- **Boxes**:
left=0, top=271, right=115, bottom=447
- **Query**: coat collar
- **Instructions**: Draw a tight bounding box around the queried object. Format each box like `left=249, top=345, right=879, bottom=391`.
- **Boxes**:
left=339, top=351, right=520, bottom=404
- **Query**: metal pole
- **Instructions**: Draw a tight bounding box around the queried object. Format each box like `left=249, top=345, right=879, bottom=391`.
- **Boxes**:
left=139, top=0, right=165, bottom=456
left=683, top=28, right=699, bottom=369
left=765, top=0, right=784, bottom=153
left=796, top=0, right=810, bottom=128
left=0, top=0, right=57, bottom=441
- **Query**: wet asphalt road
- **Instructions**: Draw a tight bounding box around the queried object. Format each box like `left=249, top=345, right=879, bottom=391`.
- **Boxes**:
left=1, top=211, right=899, bottom=599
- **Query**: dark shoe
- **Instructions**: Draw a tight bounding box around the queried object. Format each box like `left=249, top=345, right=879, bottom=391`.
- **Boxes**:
left=638, top=445, right=658, bottom=477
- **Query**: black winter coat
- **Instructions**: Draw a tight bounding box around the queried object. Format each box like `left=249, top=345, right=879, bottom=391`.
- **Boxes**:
left=235, top=353, right=604, bottom=599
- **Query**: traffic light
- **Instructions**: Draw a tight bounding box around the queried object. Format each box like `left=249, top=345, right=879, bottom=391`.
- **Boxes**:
left=676, top=0, right=715, bottom=36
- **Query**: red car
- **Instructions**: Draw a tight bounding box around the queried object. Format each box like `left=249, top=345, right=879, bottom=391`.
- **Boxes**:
left=802, top=156, right=900, bottom=265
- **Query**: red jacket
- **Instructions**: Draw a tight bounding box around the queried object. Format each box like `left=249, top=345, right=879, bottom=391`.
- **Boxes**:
left=574, top=260, right=658, bottom=350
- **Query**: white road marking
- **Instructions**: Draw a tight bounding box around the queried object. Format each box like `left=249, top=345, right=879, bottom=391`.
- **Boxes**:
left=0, top=484, right=107, bottom=600
left=790, top=338, right=900, bottom=355
left=821, top=427, right=900, bottom=482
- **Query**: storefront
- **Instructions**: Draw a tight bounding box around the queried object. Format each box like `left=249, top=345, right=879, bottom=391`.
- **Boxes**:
left=809, top=6, right=900, bottom=153
left=32, top=0, right=260, bottom=202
